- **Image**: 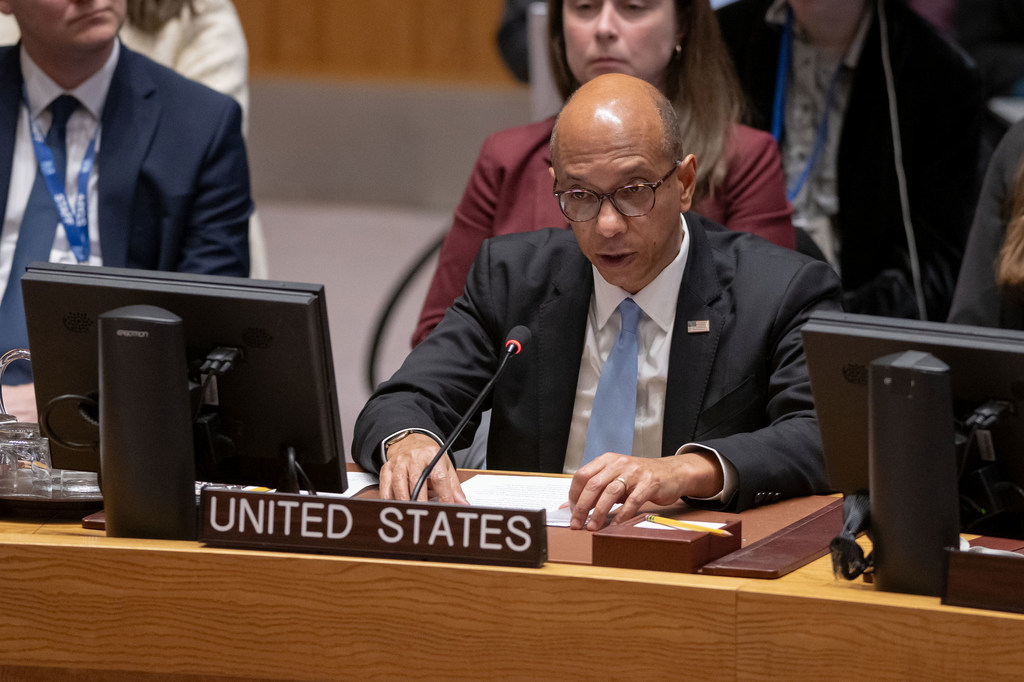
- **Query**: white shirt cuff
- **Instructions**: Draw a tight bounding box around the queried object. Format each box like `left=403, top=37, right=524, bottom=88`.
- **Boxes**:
left=674, top=442, right=737, bottom=504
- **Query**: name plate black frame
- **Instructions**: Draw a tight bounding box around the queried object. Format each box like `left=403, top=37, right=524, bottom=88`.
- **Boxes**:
left=198, top=488, right=547, bottom=568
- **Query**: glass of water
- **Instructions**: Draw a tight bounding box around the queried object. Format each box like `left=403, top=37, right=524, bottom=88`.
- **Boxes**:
left=0, top=422, right=52, bottom=498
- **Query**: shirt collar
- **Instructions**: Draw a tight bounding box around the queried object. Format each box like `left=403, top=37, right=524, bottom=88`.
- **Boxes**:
left=765, top=0, right=791, bottom=26
left=765, top=0, right=874, bottom=69
left=591, top=213, right=689, bottom=333
left=20, top=38, right=120, bottom=121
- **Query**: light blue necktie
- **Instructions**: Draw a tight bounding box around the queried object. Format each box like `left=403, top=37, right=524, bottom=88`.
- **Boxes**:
left=0, top=94, right=79, bottom=385
left=582, top=297, right=641, bottom=465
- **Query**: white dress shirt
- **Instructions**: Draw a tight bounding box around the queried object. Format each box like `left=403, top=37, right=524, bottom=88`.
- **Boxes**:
left=563, top=214, right=736, bottom=502
left=0, top=41, right=119, bottom=302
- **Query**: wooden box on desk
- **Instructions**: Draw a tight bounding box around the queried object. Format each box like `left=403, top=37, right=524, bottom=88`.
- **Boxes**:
left=592, top=517, right=741, bottom=573
left=943, top=539, right=1024, bottom=614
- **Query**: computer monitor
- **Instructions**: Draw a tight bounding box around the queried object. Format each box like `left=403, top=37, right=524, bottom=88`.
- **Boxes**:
left=21, top=262, right=346, bottom=493
left=802, top=310, right=1024, bottom=535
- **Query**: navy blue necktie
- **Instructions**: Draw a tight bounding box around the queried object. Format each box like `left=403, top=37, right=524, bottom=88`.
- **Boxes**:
left=582, top=297, right=642, bottom=465
left=0, top=94, right=79, bottom=385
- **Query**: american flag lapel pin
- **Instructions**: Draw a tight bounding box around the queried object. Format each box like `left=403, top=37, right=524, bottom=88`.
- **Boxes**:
left=687, top=320, right=710, bottom=334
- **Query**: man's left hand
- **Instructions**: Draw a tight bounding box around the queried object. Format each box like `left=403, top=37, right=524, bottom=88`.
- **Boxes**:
left=566, top=451, right=724, bottom=530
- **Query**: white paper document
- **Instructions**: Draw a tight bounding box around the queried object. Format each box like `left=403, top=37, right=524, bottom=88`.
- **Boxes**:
left=460, top=474, right=576, bottom=527
left=340, top=471, right=381, bottom=498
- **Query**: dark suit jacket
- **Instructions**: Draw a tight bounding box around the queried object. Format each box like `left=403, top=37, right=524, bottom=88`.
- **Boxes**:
left=0, top=44, right=252, bottom=277
left=355, top=214, right=843, bottom=511
left=717, top=0, right=983, bottom=321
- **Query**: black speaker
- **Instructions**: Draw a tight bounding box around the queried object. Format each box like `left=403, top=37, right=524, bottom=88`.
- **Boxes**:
left=99, top=304, right=195, bottom=540
left=869, top=350, right=960, bottom=596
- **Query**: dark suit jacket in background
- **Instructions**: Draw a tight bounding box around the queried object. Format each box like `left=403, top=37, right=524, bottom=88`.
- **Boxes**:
left=717, top=0, right=983, bottom=321
left=0, top=44, right=252, bottom=277
left=355, top=215, right=843, bottom=511
left=948, top=118, right=1024, bottom=329
left=957, top=0, right=1024, bottom=100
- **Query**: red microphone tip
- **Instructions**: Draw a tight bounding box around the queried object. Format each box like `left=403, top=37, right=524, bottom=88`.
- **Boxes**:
left=504, top=325, right=530, bottom=355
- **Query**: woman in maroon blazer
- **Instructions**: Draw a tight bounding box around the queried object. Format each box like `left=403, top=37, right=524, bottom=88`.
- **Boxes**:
left=413, top=0, right=794, bottom=346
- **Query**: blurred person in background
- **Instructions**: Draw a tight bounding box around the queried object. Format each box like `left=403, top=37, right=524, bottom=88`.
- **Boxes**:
left=0, top=0, right=268, bottom=280
left=414, top=0, right=798, bottom=347
left=0, top=0, right=252, bottom=419
left=949, top=119, right=1024, bottom=329
left=717, top=0, right=983, bottom=321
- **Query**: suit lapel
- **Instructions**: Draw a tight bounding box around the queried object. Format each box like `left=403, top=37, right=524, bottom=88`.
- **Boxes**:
left=535, top=249, right=592, bottom=472
left=0, top=47, right=23, bottom=236
left=97, top=47, right=159, bottom=267
left=662, top=215, right=726, bottom=455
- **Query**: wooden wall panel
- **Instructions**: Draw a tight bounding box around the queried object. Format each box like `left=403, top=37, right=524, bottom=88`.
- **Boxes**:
left=236, top=0, right=520, bottom=86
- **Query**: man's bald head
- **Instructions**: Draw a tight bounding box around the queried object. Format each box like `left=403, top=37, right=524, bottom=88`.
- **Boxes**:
left=550, top=74, right=683, bottom=172
left=547, top=73, right=697, bottom=295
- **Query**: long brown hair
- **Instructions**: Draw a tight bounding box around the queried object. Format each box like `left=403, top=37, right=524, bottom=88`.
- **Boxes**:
left=997, top=154, right=1024, bottom=293
left=127, top=0, right=195, bottom=33
left=547, top=0, right=744, bottom=204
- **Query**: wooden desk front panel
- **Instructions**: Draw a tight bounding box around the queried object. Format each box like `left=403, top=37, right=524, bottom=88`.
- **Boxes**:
left=0, top=528, right=739, bottom=680
left=735, top=553, right=1024, bottom=680
left=4, top=515, right=1024, bottom=680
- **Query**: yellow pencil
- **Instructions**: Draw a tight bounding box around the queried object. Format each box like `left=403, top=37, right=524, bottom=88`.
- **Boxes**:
left=644, top=514, right=733, bottom=537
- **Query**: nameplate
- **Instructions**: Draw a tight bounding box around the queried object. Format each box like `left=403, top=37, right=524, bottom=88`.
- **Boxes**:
left=198, top=488, right=547, bottom=568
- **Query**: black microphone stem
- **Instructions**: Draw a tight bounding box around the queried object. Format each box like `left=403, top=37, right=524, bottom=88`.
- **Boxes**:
left=410, top=346, right=516, bottom=501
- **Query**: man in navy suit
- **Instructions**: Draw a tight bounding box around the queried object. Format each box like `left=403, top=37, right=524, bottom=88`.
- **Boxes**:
left=353, top=74, right=842, bottom=528
left=0, top=0, right=251, bottom=408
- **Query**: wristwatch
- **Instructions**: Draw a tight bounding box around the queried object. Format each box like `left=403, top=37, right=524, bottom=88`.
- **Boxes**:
left=383, top=429, right=416, bottom=458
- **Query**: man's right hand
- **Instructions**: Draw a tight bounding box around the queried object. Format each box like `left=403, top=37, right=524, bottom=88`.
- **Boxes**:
left=378, top=432, right=468, bottom=504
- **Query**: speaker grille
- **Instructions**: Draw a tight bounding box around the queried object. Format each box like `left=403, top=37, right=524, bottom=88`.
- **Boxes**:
left=842, top=363, right=869, bottom=386
left=63, top=311, right=94, bottom=334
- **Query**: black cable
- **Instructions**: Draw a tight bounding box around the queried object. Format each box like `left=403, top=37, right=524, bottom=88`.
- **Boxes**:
left=294, top=459, right=318, bottom=496
left=830, top=491, right=873, bottom=581
left=280, top=445, right=318, bottom=495
left=192, top=347, right=242, bottom=421
left=199, top=347, right=242, bottom=376
left=41, top=393, right=99, bottom=452
left=963, top=400, right=1011, bottom=430
left=193, top=373, right=214, bottom=422
left=410, top=341, right=521, bottom=501
left=366, top=230, right=446, bottom=392
left=956, top=400, right=1012, bottom=478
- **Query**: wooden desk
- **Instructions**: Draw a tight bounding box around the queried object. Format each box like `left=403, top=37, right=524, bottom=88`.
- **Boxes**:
left=738, top=553, right=1024, bottom=680
left=0, top=512, right=1021, bottom=681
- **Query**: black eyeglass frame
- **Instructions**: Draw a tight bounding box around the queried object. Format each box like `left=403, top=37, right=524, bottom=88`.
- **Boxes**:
left=552, top=160, right=682, bottom=223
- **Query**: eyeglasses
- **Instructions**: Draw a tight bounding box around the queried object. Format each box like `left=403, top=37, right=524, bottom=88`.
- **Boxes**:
left=553, top=161, right=681, bottom=223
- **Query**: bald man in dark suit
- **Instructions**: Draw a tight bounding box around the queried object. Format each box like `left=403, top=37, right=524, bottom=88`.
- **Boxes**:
left=354, top=74, right=841, bottom=529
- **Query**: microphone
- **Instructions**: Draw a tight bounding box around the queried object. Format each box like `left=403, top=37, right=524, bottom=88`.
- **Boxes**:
left=410, top=326, right=531, bottom=500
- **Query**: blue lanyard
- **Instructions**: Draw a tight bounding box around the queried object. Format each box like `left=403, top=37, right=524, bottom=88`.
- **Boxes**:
left=770, top=6, right=794, bottom=143
left=770, top=6, right=844, bottom=203
left=23, top=87, right=96, bottom=263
